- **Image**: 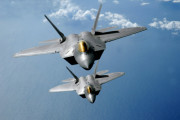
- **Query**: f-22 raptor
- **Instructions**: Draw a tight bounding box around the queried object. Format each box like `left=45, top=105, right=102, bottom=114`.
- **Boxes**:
left=14, top=4, right=147, bottom=70
left=49, top=61, right=125, bottom=103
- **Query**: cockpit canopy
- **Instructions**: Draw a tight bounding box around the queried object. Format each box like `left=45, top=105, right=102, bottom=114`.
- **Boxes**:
left=78, top=41, right=89, bottom=52
left=86, top=86, right=95, bottom=94
left=84, top=85, right=96, bottom=103
left=87, top=86, right=91, bottom=94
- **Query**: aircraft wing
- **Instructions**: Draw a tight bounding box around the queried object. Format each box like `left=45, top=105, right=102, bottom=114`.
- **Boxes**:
left=14, top=41, right=75, bottom=59
left=14, top=43, right=61, bottom=57
left=96, top=27, right=147, bottom=43
left=96, top=72, right=125, bottom=85
left=49, top=82, right=76, bottom=92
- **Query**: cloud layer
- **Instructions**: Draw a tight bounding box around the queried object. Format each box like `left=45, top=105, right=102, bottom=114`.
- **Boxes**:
left=149, top=18, right=180, bottom=35
left=45, top=0, right=138, bottom=28
left=101, top=12, right=138, bottom=28
left=149, top=18, right=180, bottom=30
left=113, top=0, right=119, bottom=4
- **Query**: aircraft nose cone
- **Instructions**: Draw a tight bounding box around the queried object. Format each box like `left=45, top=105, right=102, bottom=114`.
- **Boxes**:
left=89, top=96, right=95, bottom=103
left=75, top=53, right=95, bottom=70
left=85, top=93, right=96, bottom=103
left=82, top=60, right=93, bottom=70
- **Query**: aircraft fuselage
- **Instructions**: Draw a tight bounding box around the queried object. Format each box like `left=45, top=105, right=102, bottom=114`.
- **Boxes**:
left=75, top=74, right=101, bottom=103
left=64, top=32, right=106, bottom=70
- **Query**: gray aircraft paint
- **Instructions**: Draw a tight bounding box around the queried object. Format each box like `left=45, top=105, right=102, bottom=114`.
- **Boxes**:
left=14, top=4, right=147, bottom=70
left=49, top=63, right=125, bottom=103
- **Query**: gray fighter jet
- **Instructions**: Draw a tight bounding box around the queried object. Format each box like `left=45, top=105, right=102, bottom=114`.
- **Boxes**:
left=49, top=62, right=125, bottom=103
left=14, top=4, right=147, bottom=70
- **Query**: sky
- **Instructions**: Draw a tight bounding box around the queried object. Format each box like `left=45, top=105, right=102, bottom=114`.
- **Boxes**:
left=0, top=0, right=180, bottom=120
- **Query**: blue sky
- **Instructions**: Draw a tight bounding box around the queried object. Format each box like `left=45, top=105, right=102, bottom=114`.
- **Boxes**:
left=0, top=0, right=180, bottom=120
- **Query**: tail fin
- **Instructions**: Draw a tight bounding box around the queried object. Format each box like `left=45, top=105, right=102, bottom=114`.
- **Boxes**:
left=94, top=60, right=109, bottom=78
left=66, top=67, right=79, bottom=83
left=94, top=60, right=99, bottom=77
left=44, top=15, right=66, bottom=42
left=91, top=4, right=102, bottom=35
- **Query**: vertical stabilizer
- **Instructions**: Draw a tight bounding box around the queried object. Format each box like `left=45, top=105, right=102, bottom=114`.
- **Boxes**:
left=44, top=15, right=66, bottom=42
left=91, top=4, right=102, bottom=35
left=66, top=67, right=79, bottom=83
left=94, top=60, right=99, bottom=77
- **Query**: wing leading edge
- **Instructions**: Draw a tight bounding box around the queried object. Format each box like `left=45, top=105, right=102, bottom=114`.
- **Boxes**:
left=14, top=43, right=61, bottom=57
left=96, top=72, right=125, bottom=85
left=96, top=27, right=147, bottom=43
left=49, top=82, right=76, bottom=92
left=13, top=38, right=75, bottom=59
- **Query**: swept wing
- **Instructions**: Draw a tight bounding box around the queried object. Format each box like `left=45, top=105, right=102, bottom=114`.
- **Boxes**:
left=14, top=43, right=61, bottom=57
left=14, top=15, right=76, bottom=59
left=96, top=72, right=125, bottom=85
left=96, top=27, right=147, bottom=43
left=49, top=82, right=76, bottom=92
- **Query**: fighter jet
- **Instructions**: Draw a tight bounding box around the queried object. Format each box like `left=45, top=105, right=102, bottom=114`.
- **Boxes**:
left=14, top=4, right=147, bottom=70
left=49, top=61, right=125, bottom=103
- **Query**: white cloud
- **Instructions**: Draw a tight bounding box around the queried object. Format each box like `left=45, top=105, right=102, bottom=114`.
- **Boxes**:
left=129, top=0, right=151, bottom=5
left=141, top=2, right=150, bottom=6
left=72, top=9, right=97, bottom=20
left=101, top=12, right=138, bottom=28
left=44, top=0, right=139, bottom=28
left=149, top=18, right=180, bottom=30
left=149, top=18, right=180, bottom=35
left=48, top=0, right=79, bottom=18
left=161, top=0, right=180, bottom=3
left=113, top=0, right=119, bottom=4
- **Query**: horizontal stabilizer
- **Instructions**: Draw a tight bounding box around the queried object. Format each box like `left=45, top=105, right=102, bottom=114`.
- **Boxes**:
left=62, top=78, right=76, bottom=82
left=96, top=26, right=117, bottom=32
left=96, top=70, right=109, bottom=75
left=39, top=38, right=60, bottom=44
